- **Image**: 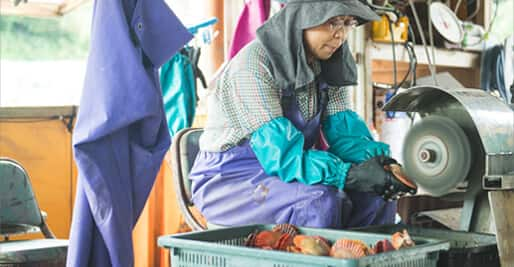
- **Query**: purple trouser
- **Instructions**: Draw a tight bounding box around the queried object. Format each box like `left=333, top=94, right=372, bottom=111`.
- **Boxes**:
left=190, top=143, right=396, bottom=228
left=190, top=81, right=396, bottom=228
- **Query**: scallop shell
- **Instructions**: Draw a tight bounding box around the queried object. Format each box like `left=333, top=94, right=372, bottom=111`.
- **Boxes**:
left=253, top=230, right=283, bottom=249
left=292, top=235, right=331, bottom=256
left=244, top=231, right=257, bottom=247
left=385, top=164, right=417, bottom=189
left=272, top=223, right=299, bottom=236
left=330, top=239, right=373, bottom=259
left=275, top=233, right=294, bottom=251
left=391, top=229, right=415, bottom=250
left=373, top=238, right=395, bottom=254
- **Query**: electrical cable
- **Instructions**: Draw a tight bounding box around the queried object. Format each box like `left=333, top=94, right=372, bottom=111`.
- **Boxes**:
left=397, top=42, right=417, bottom=90
left=407, top=42, right=417, bottom=86
left=404, top=26, right=418, bottom=86
left=365, top=1, right=398, bottom=16
left=387, top=16, right=398, bottom=89
left=466, top=0, right=480, bottom=21
left=407, top=18, right=416, bottom=44
left=454, top=0, right=463, bottom=13
left=408, top=0, right=437, bottom=85
left=427, top=0, right=438, bottom=85
left=372, top=2, right=418, bottom=95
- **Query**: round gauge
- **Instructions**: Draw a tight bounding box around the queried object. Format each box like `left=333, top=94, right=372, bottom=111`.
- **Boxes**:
left=430, top=2, right=464, bottom=44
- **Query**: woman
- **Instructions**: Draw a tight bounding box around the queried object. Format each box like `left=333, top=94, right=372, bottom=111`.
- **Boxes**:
left=190, top=0, right=405, bottom=228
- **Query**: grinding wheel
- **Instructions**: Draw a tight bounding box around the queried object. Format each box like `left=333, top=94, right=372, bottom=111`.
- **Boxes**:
left=402, top=115, right=472, bottom=197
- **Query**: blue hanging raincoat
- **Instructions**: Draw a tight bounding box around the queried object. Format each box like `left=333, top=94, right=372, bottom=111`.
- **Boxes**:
left=67, top=0, right=192, bottom=266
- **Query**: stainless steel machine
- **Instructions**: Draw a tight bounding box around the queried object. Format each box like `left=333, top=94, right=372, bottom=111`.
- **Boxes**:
left=384, top=85, right=514, bottom=266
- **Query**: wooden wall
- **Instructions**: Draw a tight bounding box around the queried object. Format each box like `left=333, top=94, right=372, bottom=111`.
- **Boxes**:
left=0, top=107, right=76, bottom=239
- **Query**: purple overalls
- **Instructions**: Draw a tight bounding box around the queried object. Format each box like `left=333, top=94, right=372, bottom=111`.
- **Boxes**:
left=190, top=81, right=396, bottom=228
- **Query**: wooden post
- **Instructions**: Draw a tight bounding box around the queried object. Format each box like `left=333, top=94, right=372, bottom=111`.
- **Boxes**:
left=489, top=191, right=514, bottom=267
left=201, top=0, right=225, bottom=78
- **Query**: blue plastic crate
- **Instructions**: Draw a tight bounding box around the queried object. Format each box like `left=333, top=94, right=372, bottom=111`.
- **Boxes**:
left=158, top=224, right=450, bottom=267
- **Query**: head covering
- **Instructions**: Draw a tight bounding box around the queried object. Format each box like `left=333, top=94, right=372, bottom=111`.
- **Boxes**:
left=256, top=0, right=379, bottom=90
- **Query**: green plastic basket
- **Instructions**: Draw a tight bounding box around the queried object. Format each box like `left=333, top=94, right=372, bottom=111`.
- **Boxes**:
left=351, top=224, right=499, bottom=267
left=158, top=224, right=450, bottom=267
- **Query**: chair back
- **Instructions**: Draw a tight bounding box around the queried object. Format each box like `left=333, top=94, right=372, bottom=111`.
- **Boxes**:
left=170, top=128, right=206, bottom=230
left=0, top=158, right=48, bottom=237
left=0, top=157, right=67, bottom=266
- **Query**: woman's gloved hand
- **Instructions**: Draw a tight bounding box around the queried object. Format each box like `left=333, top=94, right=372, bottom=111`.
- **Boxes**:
left=344, top=156, right=417, bottom=200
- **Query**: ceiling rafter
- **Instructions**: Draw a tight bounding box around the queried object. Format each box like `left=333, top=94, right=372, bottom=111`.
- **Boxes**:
left=0, top=0, right=89, bottom=17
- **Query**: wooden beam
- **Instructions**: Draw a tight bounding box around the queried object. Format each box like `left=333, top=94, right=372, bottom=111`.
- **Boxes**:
left=0, top=0, right=89, bottom=17
left=0, top=106, right=76, bottom=119
left=370, top=42, right=481, bottom=69
left=58, top=0, right=89, bottom=15
left=0, top=0, right=61, bottom=17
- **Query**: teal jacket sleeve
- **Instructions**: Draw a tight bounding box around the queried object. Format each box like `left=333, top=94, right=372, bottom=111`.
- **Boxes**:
left=250, top=117, right=352, bottom=189
left=322, top=110, right=390, bottom=164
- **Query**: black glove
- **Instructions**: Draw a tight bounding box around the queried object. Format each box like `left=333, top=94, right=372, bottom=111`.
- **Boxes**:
left=345, top=156, right=417, bottom=200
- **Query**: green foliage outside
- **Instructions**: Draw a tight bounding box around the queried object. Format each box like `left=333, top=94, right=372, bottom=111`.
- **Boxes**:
left=0, top=2, right=92, bottom=60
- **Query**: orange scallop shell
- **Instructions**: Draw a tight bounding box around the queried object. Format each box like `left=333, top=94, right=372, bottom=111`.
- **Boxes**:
left=391, top=229, right=415, bottom=250
left=253, top=230, right=283, bottom=249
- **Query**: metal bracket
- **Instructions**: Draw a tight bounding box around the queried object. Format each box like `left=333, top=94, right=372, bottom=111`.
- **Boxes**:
left=58, top=107, right=76, bottom=133
left=459, top=193, right=492, bottom=233
left=483, top=153, right=514, bottom=190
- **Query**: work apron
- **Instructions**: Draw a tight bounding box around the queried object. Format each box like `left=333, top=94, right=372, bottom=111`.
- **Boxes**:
left=190, top=81, right=396, bottom=228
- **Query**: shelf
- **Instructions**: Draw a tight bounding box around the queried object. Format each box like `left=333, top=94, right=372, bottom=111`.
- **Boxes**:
left=369, top=42, right=481, bottom=69
left=0, top=106, right=76, bottom=119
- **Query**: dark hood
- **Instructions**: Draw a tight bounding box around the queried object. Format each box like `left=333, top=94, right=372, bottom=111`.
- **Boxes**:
left=256, top=0, right=379, bottom=90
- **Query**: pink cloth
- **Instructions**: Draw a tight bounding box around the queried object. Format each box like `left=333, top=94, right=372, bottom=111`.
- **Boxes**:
left=228, top=0, right=271, bottom=59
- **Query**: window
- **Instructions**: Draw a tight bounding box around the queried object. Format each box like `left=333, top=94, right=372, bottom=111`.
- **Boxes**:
left=0, top=2, right=92, bottom=107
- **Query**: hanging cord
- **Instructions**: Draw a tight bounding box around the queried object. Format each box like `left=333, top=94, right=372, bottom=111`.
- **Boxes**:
left=396, top=42, right=417, bottom=92
left=481, top=45, right=508, bottom=103
left=407, top=42, right=417, bottom=87
left=406, top=25, right=418, bottom=87
left=495, top=48, right=508, bottom=101
left=386, top=15, right=398, bottom=89
left=181, top=46, right=207, bottom=104
left=370, top=2, right=417, bottom=95
left=466, top=0, right=480, bottom=21
left=427, top=0, right=437, bottom=76
left=363, top=0, right=398, bottom=15
left=454, top=0, right=463, bottom=13
left=409, top=0, right=438, bottom=85
left=390, top=42, right=417, bottom=96
left=386, top=16, right=416, bottom=94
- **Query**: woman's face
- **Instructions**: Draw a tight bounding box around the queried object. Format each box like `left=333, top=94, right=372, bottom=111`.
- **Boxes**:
left=303, top=16, right=357, bottom=60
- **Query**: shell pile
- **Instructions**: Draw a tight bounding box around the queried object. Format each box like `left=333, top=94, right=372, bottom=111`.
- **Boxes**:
left=245, top=224, right=415, bottom=259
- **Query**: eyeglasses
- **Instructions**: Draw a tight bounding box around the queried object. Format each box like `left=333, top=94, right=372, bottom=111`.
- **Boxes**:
left=327, top=17, right=358, bottom=36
